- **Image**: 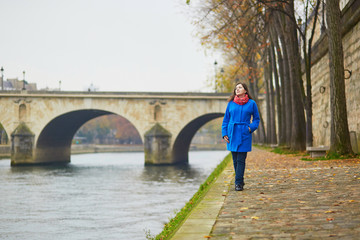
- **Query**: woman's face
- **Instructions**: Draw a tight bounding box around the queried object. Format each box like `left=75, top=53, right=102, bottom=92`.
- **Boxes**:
left=235, top=84, right=246, bottom=96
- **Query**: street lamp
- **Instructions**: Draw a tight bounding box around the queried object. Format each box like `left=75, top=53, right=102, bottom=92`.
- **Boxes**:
left=220, top=68, right=225, bottom=92
left=1, top=66, right=4, bottom=90
left=22, top=71, right=26, bottom=90
left=59, top=80, right=62, bottom=91
left=214, top=60, right=218, bottom=92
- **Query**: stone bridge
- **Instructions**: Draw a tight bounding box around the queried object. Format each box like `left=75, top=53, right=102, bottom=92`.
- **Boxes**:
left=0, top=91, right=228, bottom=166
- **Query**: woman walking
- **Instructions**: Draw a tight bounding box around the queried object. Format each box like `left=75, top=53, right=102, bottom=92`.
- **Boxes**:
left=222, top=82, right=260, bottom=191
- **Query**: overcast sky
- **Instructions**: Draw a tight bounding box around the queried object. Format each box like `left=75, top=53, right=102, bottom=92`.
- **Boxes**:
left=1, top=0, right=220, bottom=92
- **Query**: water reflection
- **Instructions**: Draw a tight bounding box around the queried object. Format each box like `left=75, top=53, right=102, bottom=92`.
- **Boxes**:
left=8, top=164, right=84, bottom=184
left=140, top=164, right=201, bottom=183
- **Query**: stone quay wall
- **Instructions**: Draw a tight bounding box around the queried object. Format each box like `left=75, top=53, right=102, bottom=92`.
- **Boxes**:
left=309, top=0, right=360, bottom=152
left=256, top=0, right=359, bottom=152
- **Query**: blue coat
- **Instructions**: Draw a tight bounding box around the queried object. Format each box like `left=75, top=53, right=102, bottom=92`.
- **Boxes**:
left=222, top=99, right=260, bottom=152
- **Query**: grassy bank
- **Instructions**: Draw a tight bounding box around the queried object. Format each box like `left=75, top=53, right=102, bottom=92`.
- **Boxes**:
left=150, top=153, right=232, bottom=240
left=301, top=152, right=359, bottom=161
left=254, top=144, right=305, bottom=156
left=254, top=144, right=358, bottom=161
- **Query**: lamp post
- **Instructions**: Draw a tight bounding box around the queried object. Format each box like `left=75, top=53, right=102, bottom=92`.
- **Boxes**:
left=1, top=66, right=4, bottom=90
left=59, top=80, right=62, bottom=91
left=220, top=68, right=224, bottom=92
left=22, top=71, right=26, bottom=90
left=214, top=60, right=218, bottom=92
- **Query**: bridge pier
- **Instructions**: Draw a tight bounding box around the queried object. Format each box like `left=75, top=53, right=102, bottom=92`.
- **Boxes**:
left=35, top=146, right=71, bottom=165
left=144, top=123, right=173, bottom=165
left=10, top=122, right=35, bottom=166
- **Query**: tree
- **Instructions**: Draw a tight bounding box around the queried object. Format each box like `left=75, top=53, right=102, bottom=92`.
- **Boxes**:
left=266, top=47, right=277, bottom=144
left=263, top=0, right=306, bottom=150
left=273, top=11, right=293, bottom=145
left=269, top=19, right=287, bottom=145
left=75, top=114, right=142, bottom=145
left=188, top=0, right=308, bottom=150
left=190, top=0, right=268, bottom=132
left=325, top=0, right=353, bottom=155
left=282, top=0, right=306, bottom=151
left=297, top=0, right=321, bottom=147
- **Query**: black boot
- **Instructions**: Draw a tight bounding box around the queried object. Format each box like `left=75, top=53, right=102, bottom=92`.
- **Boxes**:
left=235, top=184, right=244, bottom=191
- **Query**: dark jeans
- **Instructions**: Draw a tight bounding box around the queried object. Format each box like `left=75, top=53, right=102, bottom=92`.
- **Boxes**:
left=231, top=152, right=247, bottom=186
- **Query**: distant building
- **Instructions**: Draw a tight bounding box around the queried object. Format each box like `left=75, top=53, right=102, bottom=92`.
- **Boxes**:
left=85, top=83, right=99, bottom=92
left=26, top=82, right=37, bottom=91
left=0, top=77, right=37, bottom=90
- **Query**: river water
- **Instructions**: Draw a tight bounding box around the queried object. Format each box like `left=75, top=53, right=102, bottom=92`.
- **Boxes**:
left=0, top=150, right=228, bottom=240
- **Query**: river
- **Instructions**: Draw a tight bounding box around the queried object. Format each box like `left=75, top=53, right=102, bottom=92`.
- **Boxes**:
left=0, top=150, right=228, bottom=240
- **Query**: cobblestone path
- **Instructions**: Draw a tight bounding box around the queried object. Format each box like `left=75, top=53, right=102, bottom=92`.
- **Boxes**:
left=210, top=147, right=360, bottom=239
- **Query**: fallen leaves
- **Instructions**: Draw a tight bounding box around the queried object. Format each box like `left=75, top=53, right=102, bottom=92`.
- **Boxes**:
left=208, top=149, right=360, bottom=240
left=325, top=210, right=336, bottom=213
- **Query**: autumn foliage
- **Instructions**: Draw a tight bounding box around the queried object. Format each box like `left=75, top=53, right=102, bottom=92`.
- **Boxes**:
left=75, top=114, right=142, bottom=145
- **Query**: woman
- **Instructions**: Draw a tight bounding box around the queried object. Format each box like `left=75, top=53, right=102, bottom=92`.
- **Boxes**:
left=222, top=82, right=260, bottom=191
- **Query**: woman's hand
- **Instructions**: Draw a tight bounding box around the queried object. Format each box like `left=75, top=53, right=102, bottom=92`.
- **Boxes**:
left=223, top=135, right=230, bottom=143
left=248, top=127, right=251, bottom=133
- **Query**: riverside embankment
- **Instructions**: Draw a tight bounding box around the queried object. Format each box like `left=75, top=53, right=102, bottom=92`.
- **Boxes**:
left=169, top=147, right=360, bottom=239
left=0, top=143, right=226, bottom=159
left=0, top=144, right=144, bottom=159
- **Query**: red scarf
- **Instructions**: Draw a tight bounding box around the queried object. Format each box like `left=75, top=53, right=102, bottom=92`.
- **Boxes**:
left=234, top=94, right=249, bottom=105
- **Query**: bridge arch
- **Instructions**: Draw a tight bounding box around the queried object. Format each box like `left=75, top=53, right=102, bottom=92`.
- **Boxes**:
left=172, top=113, right=224, bottom=164
left=35, top=109, right=142, bottom=164
left=0, top=121, right=9, bottom=145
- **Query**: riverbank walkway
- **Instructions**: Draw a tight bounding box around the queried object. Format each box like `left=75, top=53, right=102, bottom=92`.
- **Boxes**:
left=171, top=147, right=360, bottom=239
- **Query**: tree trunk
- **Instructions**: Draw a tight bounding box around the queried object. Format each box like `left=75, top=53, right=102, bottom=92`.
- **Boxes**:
left=267, top=49, right=277, bottom=144
left=275, top=37, right=287, bottom=146
left=247, top=62, right=266, bottom=144
left=270, top=16, right=287, bottom=146
left=264, top=52, right=271, bottom=145
left=284, top=0, right=306, bottom=151
left=303, top=0, right=321, bottom=147
left=248, top=59, right=258, bottom=100
left=275, top=12, right=292, bottom=145
left=270, top=37, right=282, bottom=145
left=326, top=0, right=353, bottom=155
left=269, top=44, right=281, bottom=144
left=303, top=29, right=313, bottom=148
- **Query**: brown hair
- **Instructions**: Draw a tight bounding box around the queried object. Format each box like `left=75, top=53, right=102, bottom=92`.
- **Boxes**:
left=228, top=82, right=253, bottom=102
